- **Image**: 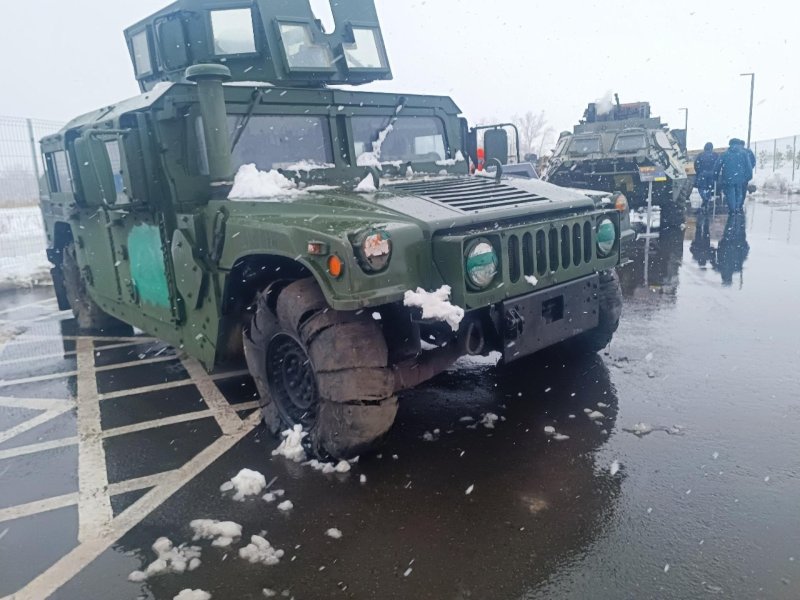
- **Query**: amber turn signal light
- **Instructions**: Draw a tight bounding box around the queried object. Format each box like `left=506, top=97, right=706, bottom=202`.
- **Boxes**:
left=327, top=255, right=343, bottom=278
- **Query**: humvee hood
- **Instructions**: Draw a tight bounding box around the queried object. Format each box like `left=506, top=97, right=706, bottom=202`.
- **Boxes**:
left=220, top=175, right=597, bottom=236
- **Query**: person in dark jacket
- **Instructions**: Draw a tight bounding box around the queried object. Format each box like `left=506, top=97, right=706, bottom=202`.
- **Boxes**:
left=715, top=139, right=751, bottom=213
left=733, top=138, right=756, bottom=199
left=694, top=142, right=719, bottom=211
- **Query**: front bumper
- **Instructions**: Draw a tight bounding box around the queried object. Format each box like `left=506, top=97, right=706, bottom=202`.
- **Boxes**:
left=502, top=273, right=600, bottom=363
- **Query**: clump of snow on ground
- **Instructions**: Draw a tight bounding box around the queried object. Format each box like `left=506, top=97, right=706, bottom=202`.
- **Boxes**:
left=359, top=474, right=367, bottom=484
left=480, top=413, right=499, bottom=429
left=239, top=535, right=285, bottom=565
left=190, top=519, right=242, bottom=547
left=403, top=286, right=464, bottom=332
left=544, top=426, right=556, bottom=435
left=587, top=411, right=605, bottom=420
left=325, top=528, right=343, bottom=539
left=610, top=460, right=621, bottom=476
left=262, top=489, right=285, bottom=503
left=263, top=589, right=277, bottom=597
left=465, top=484, right=474, bottom=495
left=355, top=174, right=378, bottom=192
left=277, top=500, right=294, bottom=512
left=272, top=425, right=307, bottom=463
left=174, top=590, right=211, bottom=600
left=127, top=537, right=202, bottom=582
left=553, top=433, right=570, bottom=441
left=221, top=469, right=267, bottom=501
left=228, top=164, right=305, bottom=200
left=629, top=422, right=653, bottom=436
left=525, top=275, right=538, bottom=286
left=304, top=459, right=351, bottom=474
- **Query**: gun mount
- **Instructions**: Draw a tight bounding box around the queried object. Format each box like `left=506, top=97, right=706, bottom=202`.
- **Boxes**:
left=125, top=0, right=392, bottom=91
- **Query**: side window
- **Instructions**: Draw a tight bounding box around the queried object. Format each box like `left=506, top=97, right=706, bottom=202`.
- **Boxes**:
left=131, top=30, right=153, bottom=77
left=104, top=140, right=127, bottom=203
left=45, top=151, right=73, bottom=193
left=211, top=8, right=257, bottom=55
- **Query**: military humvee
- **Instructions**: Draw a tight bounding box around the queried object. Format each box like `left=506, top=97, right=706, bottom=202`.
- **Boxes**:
left=544, top=95, right=690, bottom=226
left=38, top=0, right=630, bottom=458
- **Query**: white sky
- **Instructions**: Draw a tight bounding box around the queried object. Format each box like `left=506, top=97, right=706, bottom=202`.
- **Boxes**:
left=0, top=0, right=796, bottom=149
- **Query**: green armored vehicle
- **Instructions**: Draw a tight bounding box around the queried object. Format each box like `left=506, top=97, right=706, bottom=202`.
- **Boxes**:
left=544, top=96, right=690, bottom=226
left=38, top=0, right=630, bottom=458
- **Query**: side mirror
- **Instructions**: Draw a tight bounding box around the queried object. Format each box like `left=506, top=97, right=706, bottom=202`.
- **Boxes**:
left=74, top=133, right=118, bottom=208
left=484, top=129, right=509, bottom=166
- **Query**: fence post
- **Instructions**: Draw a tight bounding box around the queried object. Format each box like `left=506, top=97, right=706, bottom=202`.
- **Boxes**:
left=26, top=118, right=41, bottom=186
left=773, top=139, right=777, bottom=172
left=793, top=136, right=797, bottom=183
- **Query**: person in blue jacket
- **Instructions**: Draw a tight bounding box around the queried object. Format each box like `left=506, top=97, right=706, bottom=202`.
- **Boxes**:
left=715, top=139, right=751, bottom=213
left=733, top=138, right=756, bottom=199
left=694, top=142, right=719, bottom=211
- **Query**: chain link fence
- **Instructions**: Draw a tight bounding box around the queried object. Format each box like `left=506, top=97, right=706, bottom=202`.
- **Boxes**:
left=0, top=116, right=64, bottom=287
left=751, top=135, right=799, bottom=193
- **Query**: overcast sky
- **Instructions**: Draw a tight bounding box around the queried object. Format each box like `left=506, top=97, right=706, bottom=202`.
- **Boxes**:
left=0, top=0, right=796, bottom=150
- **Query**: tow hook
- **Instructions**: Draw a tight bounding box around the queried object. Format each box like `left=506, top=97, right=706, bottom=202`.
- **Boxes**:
left=505, top=307, right=525, bottom=339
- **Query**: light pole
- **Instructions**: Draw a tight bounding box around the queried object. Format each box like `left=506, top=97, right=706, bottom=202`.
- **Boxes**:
left=679, top=107, right=688, bottom=150
left=740, top=72, right=755, bottom=148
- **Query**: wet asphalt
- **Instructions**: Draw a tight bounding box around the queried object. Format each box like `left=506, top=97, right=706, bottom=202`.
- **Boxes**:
left=1, top=194, right=799, bottom=600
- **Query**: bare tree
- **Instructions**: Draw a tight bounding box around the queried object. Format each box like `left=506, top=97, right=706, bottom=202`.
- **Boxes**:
left=512, top=111, right=555, bottom=157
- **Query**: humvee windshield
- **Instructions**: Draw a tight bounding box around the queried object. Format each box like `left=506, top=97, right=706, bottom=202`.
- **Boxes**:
left=353, top=116, right=447, bottom=163
left=569, top=136, right=602, bottom=155
left=612, top=133, right=647, bottom=152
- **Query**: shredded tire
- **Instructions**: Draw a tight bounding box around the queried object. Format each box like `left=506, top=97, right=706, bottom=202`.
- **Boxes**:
left=244, top=278, right=398, bottom=459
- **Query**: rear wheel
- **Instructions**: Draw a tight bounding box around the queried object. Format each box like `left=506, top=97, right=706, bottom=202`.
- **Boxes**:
left=568, top=269, right=622, bottom=354
left=62, top=243, right=126, bottom=331
left=244, top=278, right=398, bottom=459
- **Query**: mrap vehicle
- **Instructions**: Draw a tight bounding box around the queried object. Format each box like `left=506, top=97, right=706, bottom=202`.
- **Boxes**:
left=38, top=0, right=631, bottom=458
left=544, top=96, right=690, bottom=226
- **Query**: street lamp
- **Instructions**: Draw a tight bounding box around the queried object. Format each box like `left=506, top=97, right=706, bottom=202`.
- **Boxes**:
left=679, top=107, right=688, bottom=150
left=740, top=73, right=755, bottom=148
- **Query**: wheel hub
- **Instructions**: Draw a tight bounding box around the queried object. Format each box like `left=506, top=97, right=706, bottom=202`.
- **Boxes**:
left=266, top=333, right=319, bottom=426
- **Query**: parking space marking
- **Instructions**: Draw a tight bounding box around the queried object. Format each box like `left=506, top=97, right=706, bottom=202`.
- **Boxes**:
left=0, top=370, right=78, bottom=389
left=106, top=470, right=176, bottom=497
left=0, top=351, right=78, bottom=367
left=0, top=396, right=72, bottom=411
left=0, top=492, right=78, bottom=524
left=0, top=406, right=73, bottom=446
left=9, top=411, right=262, bottom=600
left=0, top=437, right=79, bottom=461
left=181, top=358, right=246, bottom=435
left=75, top=338, right=112, bottom=544
left=93, top=354, right=179, bottom=373
left=0, top=298, right=57, bottom=317
left=98, top=379, right=195, bottom=402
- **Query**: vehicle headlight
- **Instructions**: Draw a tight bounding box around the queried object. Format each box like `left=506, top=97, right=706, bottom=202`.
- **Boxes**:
left=465, top=239, right=498, bottom=289
left=596, top=218, right=617, bottom=257
left=355, top=230, right=392, bottom=272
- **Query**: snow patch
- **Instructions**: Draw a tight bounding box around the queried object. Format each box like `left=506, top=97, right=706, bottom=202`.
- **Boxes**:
left=587, top=411, right=605, bottom=420
left=465, top=484, right=474, bottom=495
left=284, top=160, right=334, bottom=173
left=239, top=535, right=285, bottom=566
left=325, top=528, right=343, bottom=539
left=174, top=590, right=211, bottom=600
left=436, top=151, right=466, bottom=166
left=304, top=459, right=351, bottom=474
left=127, top=537, right=202, bottom=582
left=190, top=519, right=242, bottom=547
left=404, top=286, right=464, bottom=332
left=610, top=460, right=621, bottom=476
left=480, top=413, right=499, bottom=429
left=543, top=426, right=556, bottom=435
left=525, top=275, right=538, bottom=286
left=355, top=174, right=378, bottom=192
left=359, top=474, right=367, bottom=484
left=221, top=469, right=267, bottom=501
left=356, top=123, right=394, bottom=167
left=553, top=433, right=570, bottom=441
left=277, top=500, right=294, bottom=512
left=272, top=425, right=308, bottom=463
left=228, top=164, right=305, bottom=200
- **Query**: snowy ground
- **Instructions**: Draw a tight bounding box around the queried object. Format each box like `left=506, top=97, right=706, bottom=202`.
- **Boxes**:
left=0, top=206, right=50, bottom=287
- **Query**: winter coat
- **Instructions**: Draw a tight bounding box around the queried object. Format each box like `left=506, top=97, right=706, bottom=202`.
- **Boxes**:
left=695, top=150, right=719, bottom=177
left=715, top=147, right=752, bottom=185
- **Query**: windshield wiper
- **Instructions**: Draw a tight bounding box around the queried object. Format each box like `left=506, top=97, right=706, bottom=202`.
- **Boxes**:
left=231, top=89, right=264, bottom=152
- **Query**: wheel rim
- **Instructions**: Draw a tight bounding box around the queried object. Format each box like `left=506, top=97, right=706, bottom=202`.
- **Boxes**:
left=266, top=333, right=319, bottom=427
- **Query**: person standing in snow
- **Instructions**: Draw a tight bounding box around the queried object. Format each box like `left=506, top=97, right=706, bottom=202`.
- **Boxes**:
left=715, top=139, right=750, bottom=213
left=694, top=142, right=719, bottom=212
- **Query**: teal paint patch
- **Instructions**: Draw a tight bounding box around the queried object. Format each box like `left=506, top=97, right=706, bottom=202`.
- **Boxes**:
left=129, top=224, right=171, bottom=308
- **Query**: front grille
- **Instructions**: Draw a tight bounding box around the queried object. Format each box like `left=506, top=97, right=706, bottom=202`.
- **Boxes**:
left=389, top=178, right=546, bottom=213
left=507, top=219, right=593, bottom=279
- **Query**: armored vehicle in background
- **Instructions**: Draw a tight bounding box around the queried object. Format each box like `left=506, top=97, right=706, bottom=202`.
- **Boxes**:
left=544, top=96, right=690, bottom=226
left=38, top=0, right=630, bottom=458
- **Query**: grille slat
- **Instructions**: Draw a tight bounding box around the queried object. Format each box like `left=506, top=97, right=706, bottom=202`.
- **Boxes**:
left=388, top=178, right=545, bottom=213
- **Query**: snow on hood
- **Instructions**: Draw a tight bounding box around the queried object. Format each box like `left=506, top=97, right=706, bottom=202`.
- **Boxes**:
left=228, top=164, right=305, bottom=200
